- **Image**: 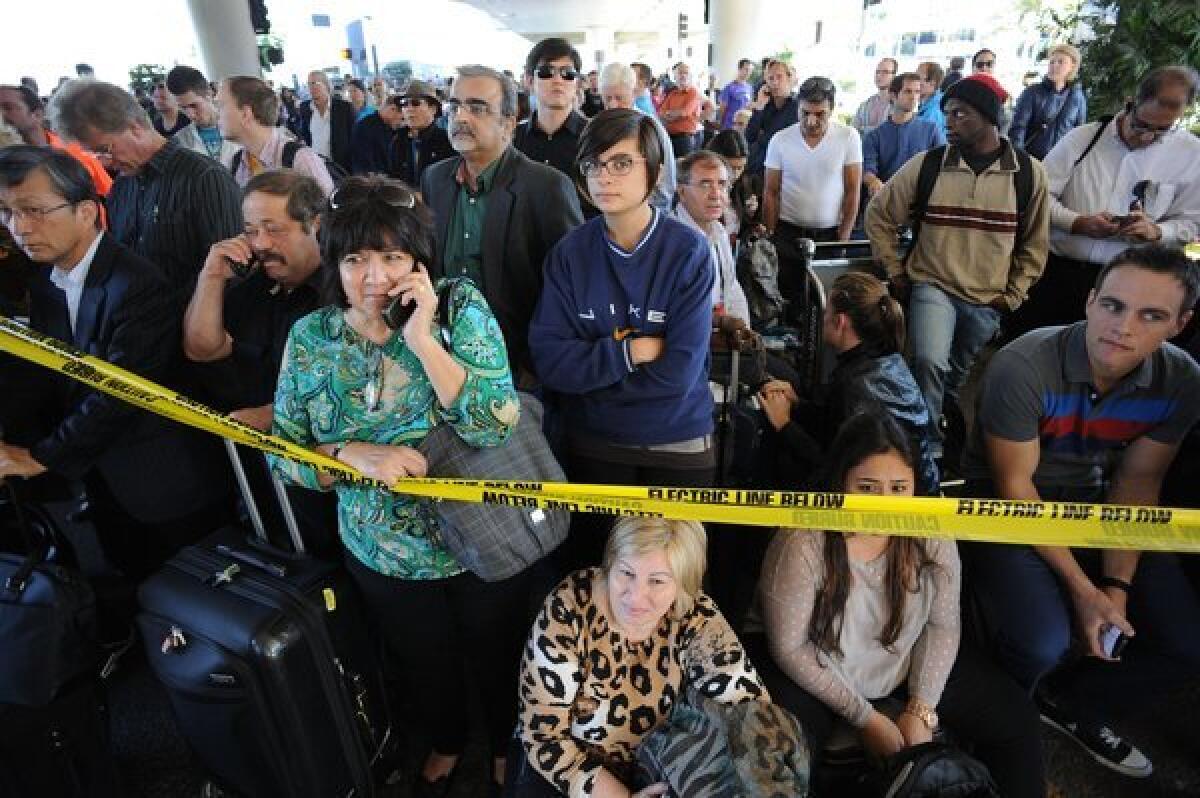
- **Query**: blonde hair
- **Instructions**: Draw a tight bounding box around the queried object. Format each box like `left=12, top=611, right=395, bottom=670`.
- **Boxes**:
left=602, top=518, right=707, bottom=617
left=1048, top=44, right=1081, bottom=82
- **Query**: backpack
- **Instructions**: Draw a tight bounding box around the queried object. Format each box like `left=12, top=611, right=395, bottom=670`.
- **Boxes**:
left=906, top=144, right=1034, bottom=263
left=734, top=236, right=786, bottom=330
left=231, top=139, right=349, bottom=185
left=877, top=742, right=1000, bottom=798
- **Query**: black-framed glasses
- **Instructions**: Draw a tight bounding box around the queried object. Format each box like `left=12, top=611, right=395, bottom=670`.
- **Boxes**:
left=535, top=65, right=579, bottom=82
left=444, top=98, right=498, bottom=117
left=1128, top=106, right=1179, bottom=139
left=0, top=201, right=74, bottom=226
left=328, top=181, right=416, bottom=212
left=578, top=154, right=647, bottom=178
left=974, top=60, right=995, bottom=69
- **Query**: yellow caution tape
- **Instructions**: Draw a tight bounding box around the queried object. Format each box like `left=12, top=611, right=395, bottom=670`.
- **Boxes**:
left=2, top=315, right=1199, bottom=552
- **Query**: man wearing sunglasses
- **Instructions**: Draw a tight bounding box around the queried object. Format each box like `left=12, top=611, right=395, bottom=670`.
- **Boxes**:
left=389, top=81, right=454, bottom=187
left=514, top=38, right=590, bottom=181
left=1010, top=66, right=1200, bottom=335
left=421, top=64, right=582, bottom=385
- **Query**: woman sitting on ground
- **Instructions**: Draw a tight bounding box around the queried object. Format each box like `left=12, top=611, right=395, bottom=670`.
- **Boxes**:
left=758, top=270, right=939, bottom=493
left=753, top=412, right=1045, bottom=797
left=507, top=518, right=769, bottom=797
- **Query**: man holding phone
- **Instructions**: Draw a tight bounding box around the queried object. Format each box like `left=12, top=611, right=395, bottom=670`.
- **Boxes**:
left=183, top=170, right=325, bottom=432
left=1008, top=66, right=1199, bottom=336
left=960, top=244, right=1200, bottom=778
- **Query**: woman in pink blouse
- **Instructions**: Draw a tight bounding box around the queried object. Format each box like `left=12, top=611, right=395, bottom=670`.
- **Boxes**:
left=755, top=412, right=1045, bottom=797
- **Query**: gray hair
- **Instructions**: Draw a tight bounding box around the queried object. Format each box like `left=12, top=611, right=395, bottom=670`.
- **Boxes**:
left=455, top=65, right=517, bottom=117
left=47, top=79, right=150, bottom=141
left=599, top=62, right=636, bottom=92
left=306, top=70, right=333, bottom=93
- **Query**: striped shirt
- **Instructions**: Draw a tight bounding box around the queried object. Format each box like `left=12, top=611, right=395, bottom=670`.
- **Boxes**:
left=107, top=138, right=243, bottom=305
left=963, top=322, right=1200, bottom=488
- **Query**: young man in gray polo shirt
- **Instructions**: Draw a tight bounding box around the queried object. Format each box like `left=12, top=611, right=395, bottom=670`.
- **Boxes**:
left=961, top=244, right=1200, bottom=778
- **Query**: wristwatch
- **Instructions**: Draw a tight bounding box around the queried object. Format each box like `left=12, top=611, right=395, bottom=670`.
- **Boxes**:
left=905, top=698, right=939, bottom=731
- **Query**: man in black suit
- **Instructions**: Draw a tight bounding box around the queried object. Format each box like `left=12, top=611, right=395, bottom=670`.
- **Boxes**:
left=421, top=64, right=583, bottom=385
left=0, top=147, right=230, bottom=666
left=298, top=71, right=356, bottom=174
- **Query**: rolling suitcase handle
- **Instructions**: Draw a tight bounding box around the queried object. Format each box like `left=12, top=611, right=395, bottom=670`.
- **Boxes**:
left=222, top=438, right=307, bottom=567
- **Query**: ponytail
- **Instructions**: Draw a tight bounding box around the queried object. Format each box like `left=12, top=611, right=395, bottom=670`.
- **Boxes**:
left=829, top=272, right=906, bottom=355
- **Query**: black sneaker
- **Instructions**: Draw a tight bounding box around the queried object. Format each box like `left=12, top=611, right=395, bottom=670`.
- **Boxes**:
left=1036, top=691, right=1152, bottom=778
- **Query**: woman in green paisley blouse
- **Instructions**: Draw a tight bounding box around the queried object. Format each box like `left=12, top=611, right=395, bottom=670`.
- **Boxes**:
left=270, top=176, right=524, bottom=797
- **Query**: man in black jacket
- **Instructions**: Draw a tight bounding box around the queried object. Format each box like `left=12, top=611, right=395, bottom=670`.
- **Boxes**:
left=0, top=148, right=230, bottom=661
left=47, top=79, right=243, bottom=309
left=390, top=81, right=454, bottom=187
left=421, top=65, right=583, bottom=385
left=298, top=71, right=355, bottom=174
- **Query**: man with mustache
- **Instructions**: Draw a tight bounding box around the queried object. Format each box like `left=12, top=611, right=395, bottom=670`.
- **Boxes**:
left=182, top=170, right=325, bottom=431
left=421, top=64, right=582, bottom=385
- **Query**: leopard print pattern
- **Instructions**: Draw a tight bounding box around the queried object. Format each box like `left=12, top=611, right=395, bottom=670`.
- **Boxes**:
left=517, top=568, right=768, bottom=797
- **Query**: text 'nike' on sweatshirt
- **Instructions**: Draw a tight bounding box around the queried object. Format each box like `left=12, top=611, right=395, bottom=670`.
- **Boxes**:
left=529, top=211, right=715, bottom=446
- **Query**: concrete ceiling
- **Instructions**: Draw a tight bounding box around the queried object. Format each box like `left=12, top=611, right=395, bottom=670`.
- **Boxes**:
left=455, top=0, right=675, bottom=41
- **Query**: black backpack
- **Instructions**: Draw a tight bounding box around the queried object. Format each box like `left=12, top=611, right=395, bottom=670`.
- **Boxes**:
left=877, top=742, right=1000, bottom=798
left=906, top=144, right=1035, bottom=263
left=231, top=139, right=349, bottom=185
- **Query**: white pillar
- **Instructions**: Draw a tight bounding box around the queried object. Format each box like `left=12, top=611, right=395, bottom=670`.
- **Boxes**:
left=709, top=0, right=769, bottom=88
left=186, top=0, right=262, bottom=80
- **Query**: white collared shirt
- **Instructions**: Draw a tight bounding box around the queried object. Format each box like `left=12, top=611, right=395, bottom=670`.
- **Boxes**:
left=49, top=232, right=103, bottom=334
left=672, top=204, right=750, bottom=325
left=1045, top=119, right=1200, bottom=263
left=309, top=102, right=332, bottom=159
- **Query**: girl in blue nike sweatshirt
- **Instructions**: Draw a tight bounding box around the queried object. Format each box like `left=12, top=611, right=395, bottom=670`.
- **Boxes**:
left=529, top=109, right=716, bottom=568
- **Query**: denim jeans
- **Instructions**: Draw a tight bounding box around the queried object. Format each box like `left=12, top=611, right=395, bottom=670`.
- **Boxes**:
left=962, top=542, right=1200, bottom=721
left=907, top=282, right=1001, bottom=444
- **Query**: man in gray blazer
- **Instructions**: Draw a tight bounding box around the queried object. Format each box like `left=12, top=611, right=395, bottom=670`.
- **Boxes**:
left=421, top=64, right=583, bottom=386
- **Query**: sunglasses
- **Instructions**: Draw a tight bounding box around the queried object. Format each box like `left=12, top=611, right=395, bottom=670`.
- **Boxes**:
left=535, top=65, right=579, bottom=81
left=329, top=180, right=416, bottom=212
left=974, top=60, right=995, bottom=69
left=1127, top=105, right=1179, bottom=139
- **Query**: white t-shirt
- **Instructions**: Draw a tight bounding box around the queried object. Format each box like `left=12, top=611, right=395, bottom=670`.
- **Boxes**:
left=309, top=103, right=332, bottom=159
left=765, top=121, right=862, bottom=229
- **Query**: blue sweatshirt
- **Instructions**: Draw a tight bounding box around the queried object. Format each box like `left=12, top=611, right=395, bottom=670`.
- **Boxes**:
left=529, top=211, right=715, bottom=446
left=863, top=115, right=946, bottom=182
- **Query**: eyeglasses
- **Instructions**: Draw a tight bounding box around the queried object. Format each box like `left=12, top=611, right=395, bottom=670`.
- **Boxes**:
left=397, top=97, right=430, bottom=109
left=1127, top=106, right=1179, bottom=139
left=88, top=143, right=113, bottom=160
left=534, top=65, right=579, bottom=81
left=444, top=98, right=498, bottom=117
left=329, top=181, right=417, bottom=212
left=974, top=60, right=995, bottom=69
left=0, top=201, right=74, bottom=226
left=578, top=154, right=647, bottom=178
left=681, top=178, right=730, bottom=192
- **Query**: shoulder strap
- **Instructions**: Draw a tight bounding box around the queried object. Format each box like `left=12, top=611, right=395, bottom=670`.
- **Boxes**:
left=436, top=277, right=466, bottom=349
left=231, top=149, right=243, bottom=175
left=1071, top=115, right=1113, bottom=171
left=1012, top=146, right=1034, bottom=239
left=905, top=145, right=947, bottom=262
left=281, top=138, right=302, bottom=168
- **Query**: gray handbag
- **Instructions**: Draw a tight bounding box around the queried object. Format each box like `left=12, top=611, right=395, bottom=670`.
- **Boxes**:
left=418, top=281, right=569, bottom=581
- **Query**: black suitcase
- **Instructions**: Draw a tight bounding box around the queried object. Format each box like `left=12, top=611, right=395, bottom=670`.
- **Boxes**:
left=0, top=480, right=118, bottom=797
left=137, top=440, right=392, bottom=798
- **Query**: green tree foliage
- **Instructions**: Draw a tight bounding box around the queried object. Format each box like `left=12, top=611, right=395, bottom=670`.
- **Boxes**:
left=128, top=64, right=166, bottom=94
left=1035, top=0, right=1200, bottom=125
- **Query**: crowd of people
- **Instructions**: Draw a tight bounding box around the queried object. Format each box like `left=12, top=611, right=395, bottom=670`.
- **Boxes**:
left=0, top=36, right=1198, bottom=798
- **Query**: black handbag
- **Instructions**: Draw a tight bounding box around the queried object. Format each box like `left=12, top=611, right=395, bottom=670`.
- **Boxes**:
left=878, top=742, right=999, bottom=798
left=418, top=281, right=569, bottom=581
left=0, top=481, right=100, bottom=707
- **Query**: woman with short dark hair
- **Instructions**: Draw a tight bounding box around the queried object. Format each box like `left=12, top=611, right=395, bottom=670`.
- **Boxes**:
left=528, top=108, right=715, bottom=571
left=269, top=175, right=525, bottom=796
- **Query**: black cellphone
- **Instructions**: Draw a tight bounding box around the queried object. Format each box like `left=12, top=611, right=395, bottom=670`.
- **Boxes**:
left=227, top=253, right=260, bottom=278
left=382, top=296, right=416, bottom=330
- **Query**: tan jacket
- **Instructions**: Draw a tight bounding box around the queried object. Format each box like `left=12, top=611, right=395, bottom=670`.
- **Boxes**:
left=865, top=141, right=1049, bottom=310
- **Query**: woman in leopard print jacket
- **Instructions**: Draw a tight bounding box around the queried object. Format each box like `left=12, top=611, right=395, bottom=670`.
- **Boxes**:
left=506, top=518, right=769, bottom=798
